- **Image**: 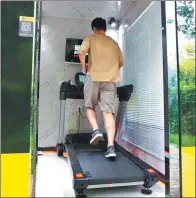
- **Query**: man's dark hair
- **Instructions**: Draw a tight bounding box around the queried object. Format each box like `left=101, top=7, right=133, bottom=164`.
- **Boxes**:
left=91, top=17, right=107, bottom=31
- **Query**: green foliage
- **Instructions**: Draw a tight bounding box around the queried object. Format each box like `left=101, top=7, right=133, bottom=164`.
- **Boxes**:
left=170, top=133, right=195, bottom=147
left=167, top=1, right=196, bottom=39
left=167, top=19, right=174, bottom=24
left=176, top=1, right=195, bottom=39
left=179, top=43, right=195, bottom=136
left=168, top=42, right=196, bottom=142
left=168, top=93, right=178, bottom=134
left=184, top=42, right=195, bottom=55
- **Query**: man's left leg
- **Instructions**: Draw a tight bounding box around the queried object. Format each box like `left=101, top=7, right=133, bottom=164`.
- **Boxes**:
left=83, top=76, right=103, bottom=144
left=86, top=107, right=103, bottom=144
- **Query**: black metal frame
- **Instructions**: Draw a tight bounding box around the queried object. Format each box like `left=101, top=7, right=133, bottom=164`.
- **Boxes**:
left=63, top=133, right=159, bottom=195
left=35, top=1, right=42, bottom=160
left=174, top=1, right=183, bottom=196
left=161, top=1, right=170, bottom=196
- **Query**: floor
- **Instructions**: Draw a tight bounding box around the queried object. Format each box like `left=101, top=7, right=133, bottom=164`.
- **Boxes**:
left=170, top=144, right=180, bottom=197
left=169, top=145, right=196, bottom=198
left=35, top=153, right=165, bottom=197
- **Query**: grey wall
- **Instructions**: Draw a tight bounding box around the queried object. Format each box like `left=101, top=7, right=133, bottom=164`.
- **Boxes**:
left=38, top=17, right=92, bottom=147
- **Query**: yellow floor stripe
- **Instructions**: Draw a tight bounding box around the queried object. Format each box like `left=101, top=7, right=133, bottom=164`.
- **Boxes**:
left=182, top=147, right=196, bottom=198
left=1, top=153, right=30, bottom=197
left=1, top=148, right=195, bottom=197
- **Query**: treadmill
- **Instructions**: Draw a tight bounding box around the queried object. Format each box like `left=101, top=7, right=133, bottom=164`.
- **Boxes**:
left=57, top=73, right=159, bottom=197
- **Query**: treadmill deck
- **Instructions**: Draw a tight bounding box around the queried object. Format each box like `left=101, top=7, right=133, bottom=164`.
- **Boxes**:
left=75, top=146, right=145, bottom=186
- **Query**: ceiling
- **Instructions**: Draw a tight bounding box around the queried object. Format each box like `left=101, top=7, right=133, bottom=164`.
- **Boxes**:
left=41, top=0, right=152, bottom=26
left=42, top=1, right=132, bottom=20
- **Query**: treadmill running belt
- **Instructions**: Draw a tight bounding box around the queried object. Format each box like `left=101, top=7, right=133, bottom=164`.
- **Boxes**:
left=76, top=150, right=145, bottom=185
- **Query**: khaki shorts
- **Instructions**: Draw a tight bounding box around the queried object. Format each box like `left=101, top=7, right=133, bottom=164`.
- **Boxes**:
left=84, top=75, right=117, bottom=114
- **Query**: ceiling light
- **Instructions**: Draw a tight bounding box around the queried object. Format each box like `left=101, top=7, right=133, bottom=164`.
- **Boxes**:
left=108, top=17, right=119, bottom=29
left=111, top=22, right=116, bottom=27
left=117, top=1, right=121, bottom=7
left=124, top=24, right=128, bottom=28
left=109, top=17, right=117, bottom=28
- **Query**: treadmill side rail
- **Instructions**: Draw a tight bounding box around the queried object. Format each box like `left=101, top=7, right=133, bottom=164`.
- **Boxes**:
left=87, top=181, right=144, bottom=189
left=66, top=145, right=88, bottom=192
left=115, top=84, right=133, bottom=140
left=115, top=143, right=159, bottom=190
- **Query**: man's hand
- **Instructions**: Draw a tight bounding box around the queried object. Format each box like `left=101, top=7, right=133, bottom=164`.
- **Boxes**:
left=82, top=64, right=88, bottom=74
left=79, top=53, right=88, bottom=74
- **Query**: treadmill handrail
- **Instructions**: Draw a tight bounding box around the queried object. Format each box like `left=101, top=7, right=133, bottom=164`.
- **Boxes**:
left=117, top=84, right=133, bottom=102
left=59, top=81, right=133, bottom=102
left=59, top=81, right=84, bottom=100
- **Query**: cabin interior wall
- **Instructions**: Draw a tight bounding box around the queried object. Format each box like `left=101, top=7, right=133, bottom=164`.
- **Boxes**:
left=38, top=17, right=119, bottom=147
left=38, top=0, right=152, bottom=148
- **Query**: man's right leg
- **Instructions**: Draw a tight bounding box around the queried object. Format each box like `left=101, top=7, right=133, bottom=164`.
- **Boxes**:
left=102, top=112, right=116, bottom=147
left=103, top=112, right=116, bottom=158
left=99, top=82, right=117, bottom=158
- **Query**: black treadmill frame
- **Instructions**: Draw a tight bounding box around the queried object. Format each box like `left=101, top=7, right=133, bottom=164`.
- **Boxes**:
left=57, top=81, right=159, bottom=195
left=65, top=134, right=159, bottom=194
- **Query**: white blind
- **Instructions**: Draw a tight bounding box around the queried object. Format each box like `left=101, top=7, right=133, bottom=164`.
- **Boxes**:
left=121, top=2, right=164, bottom=160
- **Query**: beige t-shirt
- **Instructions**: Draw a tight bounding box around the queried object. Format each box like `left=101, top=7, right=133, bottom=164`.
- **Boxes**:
left=79, top=34, right=124, bottom=82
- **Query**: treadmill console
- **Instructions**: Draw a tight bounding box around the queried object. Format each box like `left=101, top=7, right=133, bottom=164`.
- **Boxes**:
left=75, top=73, right=86, bottom=86
left=59, top=73, right=85, bottom=100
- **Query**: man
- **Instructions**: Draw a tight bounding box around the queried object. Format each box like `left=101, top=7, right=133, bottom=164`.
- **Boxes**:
left=79, top=17, right=124, bottom=159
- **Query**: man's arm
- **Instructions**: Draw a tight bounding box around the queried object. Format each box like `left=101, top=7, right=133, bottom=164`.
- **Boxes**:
left=79, top=37, right=90, bottom=73
left=79, top=53, right=87, bottom=73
